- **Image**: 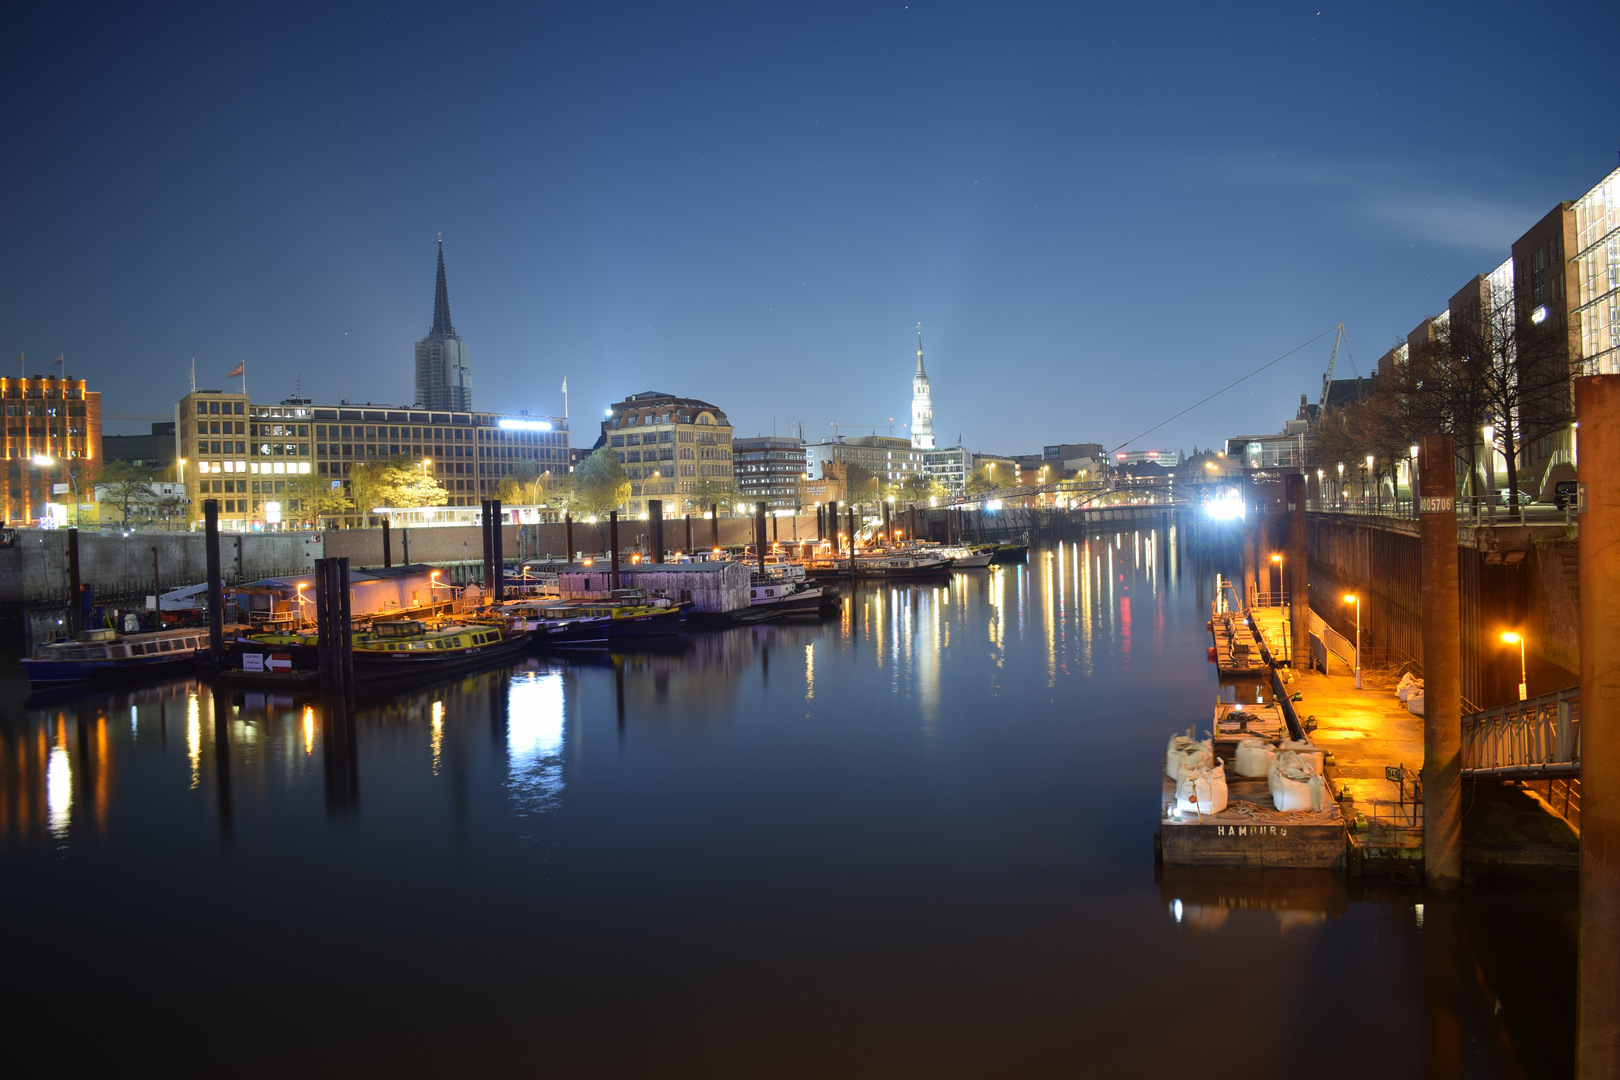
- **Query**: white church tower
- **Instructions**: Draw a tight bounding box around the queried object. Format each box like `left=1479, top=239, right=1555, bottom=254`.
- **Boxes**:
left=910, top=324, right=935, bottom=450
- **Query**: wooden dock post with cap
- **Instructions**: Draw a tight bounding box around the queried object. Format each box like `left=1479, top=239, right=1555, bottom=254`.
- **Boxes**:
left=204, top=499, right=223, bottom=666
left=1417, top=431, right=1461, bottom=889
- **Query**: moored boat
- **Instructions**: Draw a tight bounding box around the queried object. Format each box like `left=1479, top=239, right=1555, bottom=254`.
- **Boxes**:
left=21, top=626, right=209, bottom=685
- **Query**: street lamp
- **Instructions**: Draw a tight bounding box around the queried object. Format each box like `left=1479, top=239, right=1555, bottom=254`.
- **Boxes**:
left=32, top=454, right=80, bottom=526
left=421, top=458, right=432, bottom=477
left=1343, top=593, right=1362, bottom=689
left=1336, top=461, right=1344, bottom=507
left=1366, top=454, right=1376, bottom=511
left=1269, top=552, right=1283, bottom=605
left=1482, top=425, right=1496, bottom=496
left=1501, top=631, right=1527, bottom=701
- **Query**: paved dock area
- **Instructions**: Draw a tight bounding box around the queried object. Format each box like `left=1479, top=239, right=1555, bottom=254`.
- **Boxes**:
left=1248, top=606, right=1578, bottom=879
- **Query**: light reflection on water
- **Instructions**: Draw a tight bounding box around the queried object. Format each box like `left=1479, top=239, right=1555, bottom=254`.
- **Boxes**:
left=0, top=525, right=1578, bottom=1075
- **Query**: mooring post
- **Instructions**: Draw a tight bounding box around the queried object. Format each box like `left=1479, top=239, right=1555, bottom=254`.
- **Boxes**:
left=610, top=511, right=620, bottom=590
left=684, top=513, right=692, bottom=555
left=1417, top=431, right=1461, bottom=890
left=65, top=527, right=82, bottom=637
left=337, top=556, right=354, bottom=696
left=826, top=500, right=838, bottom=551
left=382, top=520, right=392, bottom=569
left=314, top=558, right=332, bottom=688
left=152, top=546, right=160, bottom=609
left=402, top=528, right=411, bottom=565
left=1286, top=473, right=1309, bottom=669
left=710, top=504, right=720, bottom=550
left=204, top=499, right=223, bottom=666
left=479, top=499, right=494, bottom=596
left=847, top=506, right=857, bottom=580
left=565, top=512, right=574, bottom=564
left=755, top=503, right=767, bottom=573
left=882, top=501, right=890, bottom=547
left=1576, top=374, right=1620, bottom=1076
left=491, top=499, right=504, bottom=605
left=649, top=499, right=664, bottom=563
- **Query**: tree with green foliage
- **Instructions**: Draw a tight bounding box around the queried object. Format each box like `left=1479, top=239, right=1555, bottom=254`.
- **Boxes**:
left=95, top=460, right=159, bottom=523
left=348, top=456, right=448, bottom=513
left=496, top=462, right=573, bottom=508
left=567, top=447, right=631, bottom=517
left=682, top=477, right=736, bottom=515
left=964, top=467, right=999, bottom=497
left=282, top=473, right=353, bottom=527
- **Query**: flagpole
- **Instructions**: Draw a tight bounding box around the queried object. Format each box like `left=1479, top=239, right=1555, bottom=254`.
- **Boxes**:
left=562, top=376, right=568, bottom=421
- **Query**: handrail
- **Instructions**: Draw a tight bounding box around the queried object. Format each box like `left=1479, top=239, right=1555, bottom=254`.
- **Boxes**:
left=1461, top=686, right=1580, bottom=776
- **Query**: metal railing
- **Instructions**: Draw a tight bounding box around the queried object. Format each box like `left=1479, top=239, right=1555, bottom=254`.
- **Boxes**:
left=1461, top=686, right=1581, bottom=779
left=1307, top=608, right=1356, bottom=670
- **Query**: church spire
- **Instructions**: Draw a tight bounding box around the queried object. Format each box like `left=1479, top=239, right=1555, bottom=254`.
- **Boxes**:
left=430, top=235, right=456, bottom=338
left=916, top=323, right=926, bottom=374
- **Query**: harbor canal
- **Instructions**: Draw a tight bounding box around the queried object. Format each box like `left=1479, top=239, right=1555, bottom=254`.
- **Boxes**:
left=0, top=528, right=1575, bottom=1076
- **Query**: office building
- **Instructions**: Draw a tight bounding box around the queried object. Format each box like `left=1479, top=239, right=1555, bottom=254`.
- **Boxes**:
left=805, top=435, right=925, bottom=504
left=177, top=389, right=568, bottom=530
left=414, top=239, right=473, bottom=412
left=602, top=391, right=733, bottom=516
left=1, top=371, right=102, bottom=526
left=733, top=435, right=805, bottom=511
left=103, top=421, right=177, bottom=471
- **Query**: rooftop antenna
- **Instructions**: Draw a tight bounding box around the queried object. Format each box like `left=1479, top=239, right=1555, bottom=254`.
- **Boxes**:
left=190, top=358, right=196, bottom=393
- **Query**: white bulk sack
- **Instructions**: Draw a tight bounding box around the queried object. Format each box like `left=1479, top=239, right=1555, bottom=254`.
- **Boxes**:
left=1165, top=734, right=1213, bottom=781
left=1268, top=750, right=1325, bottom=812
left=1406, top=690, right=1425, bottom=716
left=1396, top=672, right=1419, bottom=701
left=1277, top=738, right=1324, bottom=774
left=1234, top=737, right=1276, bottom=778
left=1176, top=761, right=1229, bottom=815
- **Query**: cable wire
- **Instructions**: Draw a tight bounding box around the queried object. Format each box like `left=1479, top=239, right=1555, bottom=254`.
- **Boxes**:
left=1106, top=325, right=1342, bottom=457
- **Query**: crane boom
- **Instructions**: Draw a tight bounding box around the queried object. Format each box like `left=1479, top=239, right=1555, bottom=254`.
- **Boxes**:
left=1318, top=323, right=1346, bottom=415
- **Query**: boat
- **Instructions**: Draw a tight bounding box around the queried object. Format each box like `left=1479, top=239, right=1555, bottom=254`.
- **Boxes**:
left=350, top=619, right=529, bottom=679
left=21, top=626, right=209, bottom=685
left=805, top=555, right=953, bottom=580
left=749, top=575, right=827, bottom=616
left=527, top=592, right=687, bottom=645
left=990, top=532, right=1030, bottom=563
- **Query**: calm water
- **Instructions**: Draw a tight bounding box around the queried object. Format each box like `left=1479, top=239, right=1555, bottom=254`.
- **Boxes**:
left=1, top=528, right=1575, bottom=1077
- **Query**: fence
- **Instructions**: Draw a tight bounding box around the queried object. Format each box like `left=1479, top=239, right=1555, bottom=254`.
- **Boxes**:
left=1307, top=607, right=1356, bottom=671
left=1460, top=686, right=1581, bottom=779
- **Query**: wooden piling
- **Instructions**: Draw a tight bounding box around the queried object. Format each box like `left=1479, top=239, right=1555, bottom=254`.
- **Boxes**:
left=710, top=504, right=720, bottom=550
left=610, top=511, right=620, bottom=590
left=649, top=500, right=665, bottom=563
left=491, top=499, right=504, bottom=604
left=565, top=512, right=574, bottom=564
left=685, top=513, right=693, bottom=555
left=66, top=527, right=82, bottom=637
left=755, top=503, right=767, bottom=573
left=382, top=520, right=392, bottom=568
left=204, top=500, right=223, bottom=666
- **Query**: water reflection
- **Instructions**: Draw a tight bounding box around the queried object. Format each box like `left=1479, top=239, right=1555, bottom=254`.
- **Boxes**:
left=0, top=527, right=1577, bottom=1075
left=506, top=669, right=565, bottom=817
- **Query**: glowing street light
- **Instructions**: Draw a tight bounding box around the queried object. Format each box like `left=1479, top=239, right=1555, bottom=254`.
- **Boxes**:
left=1343, top=593, right=1362, bottom=689
left=1501, top=631, right=1528, bottom=701
left=1270, top=552, right=1283, bottom=605
left=421, top=458, right=432, bottom=478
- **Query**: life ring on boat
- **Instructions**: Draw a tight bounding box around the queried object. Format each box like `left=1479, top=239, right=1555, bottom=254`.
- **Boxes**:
left=1206, top=646, right=1217, bottom=663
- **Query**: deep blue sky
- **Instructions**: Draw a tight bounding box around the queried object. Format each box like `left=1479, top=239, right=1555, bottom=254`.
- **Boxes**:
left=4, top=1, right=1616, bottom=454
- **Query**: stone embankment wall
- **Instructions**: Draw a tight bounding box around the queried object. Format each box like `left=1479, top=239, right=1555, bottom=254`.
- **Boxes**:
left=1305, top=514, right=1578, bottom=709
left=320, top=516, right=826, bottom=568
left=0, top=528, right=319, bottom=604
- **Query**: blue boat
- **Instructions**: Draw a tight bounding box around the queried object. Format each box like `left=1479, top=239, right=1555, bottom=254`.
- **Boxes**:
left=21, top=627, right=209, bottom=685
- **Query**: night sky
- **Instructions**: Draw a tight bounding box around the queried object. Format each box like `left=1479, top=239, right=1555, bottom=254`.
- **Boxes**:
left=4, top=2, right=1615, bottom=454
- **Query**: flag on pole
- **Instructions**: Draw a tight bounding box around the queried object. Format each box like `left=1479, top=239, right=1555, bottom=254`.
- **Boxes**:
left=561, top=377, right=567, bottom=392
left=227, top=362, right=245, bottom=378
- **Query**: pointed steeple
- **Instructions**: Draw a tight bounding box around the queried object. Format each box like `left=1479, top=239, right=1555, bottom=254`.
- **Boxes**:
left=916, top=323, right=926, bottom=374
left=430, top=236, right=456, bottom=338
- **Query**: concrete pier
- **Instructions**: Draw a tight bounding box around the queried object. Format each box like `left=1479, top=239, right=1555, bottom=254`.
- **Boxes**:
left=1576, top=375, right=1620, bottom=1078
left=1418, top=432, right=1462, bottom=889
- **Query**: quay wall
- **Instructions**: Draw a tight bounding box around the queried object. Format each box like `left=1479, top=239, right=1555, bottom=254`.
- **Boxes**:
left=1303, top=513, right=1578, bottom=709
left=0, top=529, right=318, bottom=604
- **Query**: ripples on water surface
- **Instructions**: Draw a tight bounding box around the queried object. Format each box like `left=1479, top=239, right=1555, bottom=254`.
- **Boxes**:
left=0, top=528, right=1574, bottom=1077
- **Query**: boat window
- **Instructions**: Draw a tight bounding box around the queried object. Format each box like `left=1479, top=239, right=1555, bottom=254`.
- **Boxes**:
left=159, top=640, right=172, bottom=652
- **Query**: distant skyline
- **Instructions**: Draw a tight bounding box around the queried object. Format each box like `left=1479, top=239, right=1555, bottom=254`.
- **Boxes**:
left=4, top=2, right=1617, bottom=454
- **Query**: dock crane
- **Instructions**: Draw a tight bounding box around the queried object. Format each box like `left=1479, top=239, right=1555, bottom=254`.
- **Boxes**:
left=1316, top=323, right=1360, bottom=418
